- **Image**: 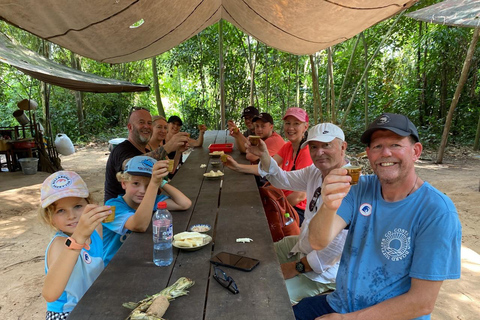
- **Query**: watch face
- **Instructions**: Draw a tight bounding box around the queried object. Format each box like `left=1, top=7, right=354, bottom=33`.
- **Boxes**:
left=295, top=261, right=305, bottom=273
left=65, top=238, right=73, bottom=247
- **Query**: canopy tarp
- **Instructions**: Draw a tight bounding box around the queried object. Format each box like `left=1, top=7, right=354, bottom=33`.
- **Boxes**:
left=406, top=0, right=480, bottom=28
left=0, top=33, right=150, bottom=93
left=0, top=0, right=416, bottom=64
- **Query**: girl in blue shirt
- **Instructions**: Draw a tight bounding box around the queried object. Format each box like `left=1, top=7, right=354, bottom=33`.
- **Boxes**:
left=39, top=171, right=112, bottom=320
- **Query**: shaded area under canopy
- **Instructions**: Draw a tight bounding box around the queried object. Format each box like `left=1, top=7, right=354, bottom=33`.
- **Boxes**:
left=0, top=0, right=416, bottom=64
left=0, top=33, right=149, bottom=93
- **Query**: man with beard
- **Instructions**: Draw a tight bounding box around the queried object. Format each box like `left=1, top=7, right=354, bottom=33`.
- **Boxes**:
left=248, top=123, right=348, bottom=304
left=294, top=113, right=462, bottom=320
left=104, top=108, right=188, bottom=203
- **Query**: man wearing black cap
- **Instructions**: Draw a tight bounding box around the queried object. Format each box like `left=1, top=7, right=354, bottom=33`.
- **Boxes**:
left=228, top=106, right=260, bottom=153
left=294, top=113, right=462, bottom=320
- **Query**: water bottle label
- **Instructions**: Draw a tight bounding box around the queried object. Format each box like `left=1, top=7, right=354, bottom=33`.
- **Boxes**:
left=165, top=224, right=173, bottom=240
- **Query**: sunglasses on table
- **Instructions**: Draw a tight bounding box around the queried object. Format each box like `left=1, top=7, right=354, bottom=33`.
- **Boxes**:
left=213, top=266, right=239, bottom=294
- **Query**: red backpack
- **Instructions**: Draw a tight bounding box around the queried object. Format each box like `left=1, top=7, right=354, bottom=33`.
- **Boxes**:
left=259, top=183, right=301, bottom=242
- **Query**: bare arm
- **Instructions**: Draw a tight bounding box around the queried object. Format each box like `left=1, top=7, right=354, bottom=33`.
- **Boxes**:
left=228, top=120, right=248, bottom=153
left=317, top=279, right=443, bottom=320
left=124, top=161, right=168, bottom=232
left=162, top=184, right=192, bottom=211
left=286, top=191, right=307, bottom=207
left=188, top=125, right=206, bottom=147
left=224, top=155, right=259, bottom=175
left=308, top=168, right=350, bottom=250
left=42, top=205, right=111, bottom=302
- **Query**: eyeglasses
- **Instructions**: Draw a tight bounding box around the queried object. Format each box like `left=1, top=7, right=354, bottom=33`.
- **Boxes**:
left=213, top=267, right=239, bottom=294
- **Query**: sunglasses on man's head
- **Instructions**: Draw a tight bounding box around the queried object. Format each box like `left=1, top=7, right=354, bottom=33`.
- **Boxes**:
left=128, top=107, right=150, bottom=119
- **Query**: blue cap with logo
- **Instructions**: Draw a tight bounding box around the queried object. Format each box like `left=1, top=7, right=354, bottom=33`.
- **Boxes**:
left=124, top=156, right=157, bottom=177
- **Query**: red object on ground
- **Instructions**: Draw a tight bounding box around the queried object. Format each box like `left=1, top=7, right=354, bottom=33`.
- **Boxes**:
left=208, top=143, right=233, bottom=153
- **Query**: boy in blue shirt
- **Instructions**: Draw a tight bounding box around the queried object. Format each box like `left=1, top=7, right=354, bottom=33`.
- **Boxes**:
left=103, top=156, right=191, bottom=265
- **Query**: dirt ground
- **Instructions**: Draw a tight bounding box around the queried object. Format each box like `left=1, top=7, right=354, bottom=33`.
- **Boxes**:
left=0, top=144, right=479, bottom=319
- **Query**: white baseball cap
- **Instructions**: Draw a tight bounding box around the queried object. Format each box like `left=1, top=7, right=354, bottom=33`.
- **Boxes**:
left=301, top=123, right=345, bottom=149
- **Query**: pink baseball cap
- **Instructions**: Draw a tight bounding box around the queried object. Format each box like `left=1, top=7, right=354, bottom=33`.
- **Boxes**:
left=282, top=107, right=309, bottom=122
left=41, top=171, right=89, bottom=208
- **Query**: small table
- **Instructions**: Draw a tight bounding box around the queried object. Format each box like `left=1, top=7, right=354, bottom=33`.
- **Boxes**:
left=67, top=130, right=294, bottom=320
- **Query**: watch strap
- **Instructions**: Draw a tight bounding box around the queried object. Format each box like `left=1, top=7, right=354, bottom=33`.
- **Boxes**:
left=65, top=237, right=90, bottom=250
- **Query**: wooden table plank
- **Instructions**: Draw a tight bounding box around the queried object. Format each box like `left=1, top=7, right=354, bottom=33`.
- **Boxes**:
left=67, top=130, right=294, bottom=320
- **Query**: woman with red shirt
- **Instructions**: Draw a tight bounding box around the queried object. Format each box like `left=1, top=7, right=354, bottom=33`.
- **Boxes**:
left=225, top=107, right=311, bottom=225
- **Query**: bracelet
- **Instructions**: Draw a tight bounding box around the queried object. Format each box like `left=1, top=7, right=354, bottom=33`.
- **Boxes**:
left=161, top=179, right=168, bottom=188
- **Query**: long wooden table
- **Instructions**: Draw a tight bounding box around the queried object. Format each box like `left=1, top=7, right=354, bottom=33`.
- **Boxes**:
left=68, top=130, right=295, bottom=320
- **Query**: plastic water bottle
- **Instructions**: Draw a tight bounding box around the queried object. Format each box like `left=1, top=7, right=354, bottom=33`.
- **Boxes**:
left=152, top=202, right=173, bottom=266
left=285, top=213, right=294, bottom=226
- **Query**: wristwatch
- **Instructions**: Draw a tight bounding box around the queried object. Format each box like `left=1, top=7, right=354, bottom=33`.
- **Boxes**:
left=65, top=237, right=90, bottom=250
left=295, top=260, right=306, bottom=273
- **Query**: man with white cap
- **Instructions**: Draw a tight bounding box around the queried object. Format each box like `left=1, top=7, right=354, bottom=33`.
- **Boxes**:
left=248, top=123, right=349, bottom=304
left=294, top=113, right=462, bottom=320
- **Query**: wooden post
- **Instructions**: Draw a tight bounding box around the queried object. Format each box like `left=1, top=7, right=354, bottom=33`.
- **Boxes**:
left=437, top=28, right=480, bottom=163
left=219, top=20, right=225, bottom=130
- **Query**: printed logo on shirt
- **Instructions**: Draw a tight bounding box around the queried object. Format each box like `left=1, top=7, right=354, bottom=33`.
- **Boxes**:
left=82, top=252, right=92, bottom=264
left=381, top=228, right=411, bottom=261
left=359, top=203, right=372, bottom=216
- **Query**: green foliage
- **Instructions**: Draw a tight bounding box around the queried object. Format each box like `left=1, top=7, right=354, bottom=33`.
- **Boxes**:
left=1, top=5, right=479, bottom=149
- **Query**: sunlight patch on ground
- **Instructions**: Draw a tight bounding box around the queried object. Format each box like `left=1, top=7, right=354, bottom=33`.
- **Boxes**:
left=462, top=246, right=480, bottom=272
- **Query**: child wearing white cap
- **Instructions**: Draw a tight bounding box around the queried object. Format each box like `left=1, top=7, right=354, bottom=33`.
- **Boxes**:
left=102, top=156, right=191, bottom=265
left=38, top=171, right=112, bottom=320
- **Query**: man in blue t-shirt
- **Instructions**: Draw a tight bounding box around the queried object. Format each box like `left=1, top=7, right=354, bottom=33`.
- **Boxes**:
left=294, top=113, right=462, bottom=320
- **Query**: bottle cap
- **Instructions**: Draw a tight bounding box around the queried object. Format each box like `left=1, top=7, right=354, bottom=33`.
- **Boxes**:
left=157, top=201, right=167, bottom=209
left=285, top=213, right=290, bottom=218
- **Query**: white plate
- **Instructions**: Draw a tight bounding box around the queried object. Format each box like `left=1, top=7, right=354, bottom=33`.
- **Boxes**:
left=172, top=235, right=212, bottom=251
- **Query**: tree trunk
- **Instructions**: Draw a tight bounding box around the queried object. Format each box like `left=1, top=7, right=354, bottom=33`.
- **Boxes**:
left=219, top=20, right=225, bottom=129
left=338, top=34, right=361, bottom=109
left=437, top=28, right=480, bottom=163
left=296, top=55, right=300, bottom=107
left=341, top=10, right=405, bottom=127
left=474, top=112, right=480, bottom=150
left=440, top=49, right=448, bottom=119
left=264, top=44, right=269, bottom=109
left=151, top=56, right=165, bottom=117
left=416, top=22, right=424, bottom=125
left=363, top=33, right=369, bottom=130
left=309, top=54, right=322, bottom=123
left=327, top=47, right=336, bottom=123
left=70, top=53, right=85, bottom=135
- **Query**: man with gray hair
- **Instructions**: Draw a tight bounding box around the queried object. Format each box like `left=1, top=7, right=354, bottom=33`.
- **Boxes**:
left=247, top=123, right=348, bottom=304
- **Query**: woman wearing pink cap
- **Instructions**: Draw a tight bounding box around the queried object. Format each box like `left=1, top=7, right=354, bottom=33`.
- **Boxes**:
left=225, top=107, right=311, bottom=225
left=274, top=107, right=312, bottom=225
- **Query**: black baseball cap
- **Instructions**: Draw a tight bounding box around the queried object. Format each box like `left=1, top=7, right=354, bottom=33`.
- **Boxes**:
left=241, top=106, right=260, bottom=118
left=167, top=115, right=183, bottom=126
left=252, top=112, right=274, bottom=125
left=361, top=113, right=419, bottom=145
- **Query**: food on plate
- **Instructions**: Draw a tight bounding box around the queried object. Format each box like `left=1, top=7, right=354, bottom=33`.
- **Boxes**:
left=190, top=224, right=211, bottom=232
left=209, top=151, right=225, bottom=156
left=203, top=170, right=224, bottom=177
left=173, top=232, right=209, bottom=247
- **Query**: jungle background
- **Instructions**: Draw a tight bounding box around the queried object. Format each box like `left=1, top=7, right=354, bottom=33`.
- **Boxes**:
left=0, top=1, right=479, bottom=157
left=1, top=1, right=480, bottom=319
